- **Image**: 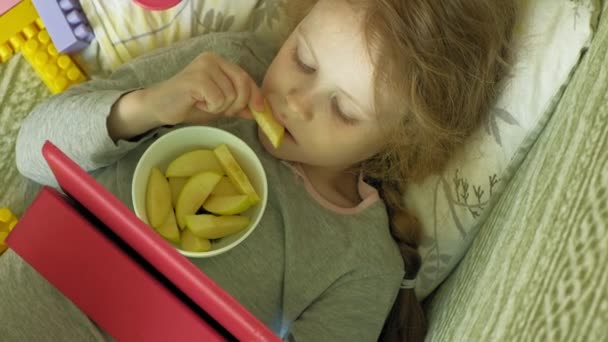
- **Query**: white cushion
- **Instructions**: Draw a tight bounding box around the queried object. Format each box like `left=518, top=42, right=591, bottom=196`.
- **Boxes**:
left=410, top=0, right=599, bottom=299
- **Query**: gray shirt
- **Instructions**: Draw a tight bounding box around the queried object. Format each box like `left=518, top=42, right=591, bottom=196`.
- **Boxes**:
left=13, top=32, right=404, bottom=341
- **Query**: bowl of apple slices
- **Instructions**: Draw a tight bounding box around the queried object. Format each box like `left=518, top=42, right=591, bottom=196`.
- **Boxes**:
left=131, top=126, right=268, bottom=258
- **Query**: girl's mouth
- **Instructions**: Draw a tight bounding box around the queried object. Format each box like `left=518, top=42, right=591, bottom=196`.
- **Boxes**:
left=283, top=127, right=296, bottom=143
left=274, top=111, right=296, bottom=144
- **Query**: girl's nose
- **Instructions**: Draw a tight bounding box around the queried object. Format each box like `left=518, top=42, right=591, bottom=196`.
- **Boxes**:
left=285, top=88, right=313, bottom=121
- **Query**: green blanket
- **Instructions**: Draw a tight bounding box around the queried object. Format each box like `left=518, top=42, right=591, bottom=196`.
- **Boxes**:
left=424, top=7, right=608, bottom=341
left=0, top=58, right=48, bottom=216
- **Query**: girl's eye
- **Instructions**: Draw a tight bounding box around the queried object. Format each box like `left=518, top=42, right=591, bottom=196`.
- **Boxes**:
left=292, top=46, right=315, bottom=74
left=332, top=96, right=356, bottom=125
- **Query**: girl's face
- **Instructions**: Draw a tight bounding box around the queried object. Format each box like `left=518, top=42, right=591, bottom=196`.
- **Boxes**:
left=261, top=0, right=387, bottom=170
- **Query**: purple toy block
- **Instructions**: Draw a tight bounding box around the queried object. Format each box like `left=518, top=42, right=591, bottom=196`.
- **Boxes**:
left=31, top=0, right=94, bottom=53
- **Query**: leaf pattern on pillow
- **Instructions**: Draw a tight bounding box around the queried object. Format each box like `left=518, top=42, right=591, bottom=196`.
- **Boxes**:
left=104, top=0, right=283, bottom=44
left=451, top=170, right=501, bottom=221
left=485, top=107, right=520, bottom=145
left=247, top=0, right=286, bottom=30
left=197, top=7, right=236, bottom=32
left=418, top=165, right=504, bottom=295
left=418, top=218, right=460, bottom=293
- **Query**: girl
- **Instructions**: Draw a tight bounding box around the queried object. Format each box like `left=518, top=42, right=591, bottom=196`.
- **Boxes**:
left=3, top=0, right=515, bottom=341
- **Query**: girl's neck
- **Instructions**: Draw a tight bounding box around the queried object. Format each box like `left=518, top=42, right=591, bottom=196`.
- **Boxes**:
left=298, top=163, right=362, bottom=207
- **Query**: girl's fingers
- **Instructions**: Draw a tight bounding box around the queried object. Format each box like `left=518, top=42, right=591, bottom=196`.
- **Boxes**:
left=248, top=83, right=266, bottom=113
left=190, top=54, right=266, bottom=121
left=224, top=74, right=251, bottom=116
left=193, top=74, right=224, bottom=112
left=195, top=101, right=208, bottom=112
left=216, top=58, right=264, bottom=116
left=208, top=67, right=236, bottom=113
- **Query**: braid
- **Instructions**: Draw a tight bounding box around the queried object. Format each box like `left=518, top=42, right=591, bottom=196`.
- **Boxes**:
left=378, top=180, right=426, bottom=342
left=382, top=182, right=422, bottom=278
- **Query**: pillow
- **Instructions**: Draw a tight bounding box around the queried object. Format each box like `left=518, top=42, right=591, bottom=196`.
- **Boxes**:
left=409, top=0, right=599, bottom=299
left=77, top=0, right=291, bottom=74
left=74, top=0, right=598, bottom=300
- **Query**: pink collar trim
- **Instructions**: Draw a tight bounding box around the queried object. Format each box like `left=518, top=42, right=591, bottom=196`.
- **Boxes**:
left=281, top=162, right=380, bottom=215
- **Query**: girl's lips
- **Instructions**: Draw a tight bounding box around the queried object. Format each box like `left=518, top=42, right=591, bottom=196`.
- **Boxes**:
left=273, top=110, right=288, bottom=127
left=283, top=127, right=295, bottom=143
left=273, top=111, right=296, bottom=143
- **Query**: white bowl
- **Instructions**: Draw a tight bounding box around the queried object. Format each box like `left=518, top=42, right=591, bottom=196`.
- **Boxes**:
left=132, top=126, right=268, bottom=258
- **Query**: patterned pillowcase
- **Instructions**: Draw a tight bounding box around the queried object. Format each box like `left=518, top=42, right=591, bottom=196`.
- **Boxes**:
left=78, top=0, right=292, bottom=74
left=410, top=0, right=599, bottom=299
left=77, top=0, right=599, bottom=300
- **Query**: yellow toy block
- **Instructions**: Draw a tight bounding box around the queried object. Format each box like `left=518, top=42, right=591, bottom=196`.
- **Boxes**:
left=0, top=0, right=39, bottom=63
left=21, top=26, right=87, bottom=93
left=0, top=207, right=19, bottom=255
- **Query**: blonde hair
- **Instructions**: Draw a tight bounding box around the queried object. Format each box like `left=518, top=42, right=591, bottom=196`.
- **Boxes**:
left=286, top=1, right=516, bottom=341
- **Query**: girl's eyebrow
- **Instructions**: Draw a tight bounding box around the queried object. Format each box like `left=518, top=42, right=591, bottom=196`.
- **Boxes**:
left=298, top=26, right=370, bottom=119
left=298, top=26, right=319, bottom=64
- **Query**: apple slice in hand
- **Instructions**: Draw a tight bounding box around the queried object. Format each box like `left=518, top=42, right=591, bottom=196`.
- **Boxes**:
left=181, top=229, right=211, bottom=252
left=214, top=144, right=260, bottom=205
left=185, top=214, right=250, bottom=239
left=156, top=209, right=180, bottom=244
left=203, top=195, right=252, bottom=215
left=146, top=167, right=172, bottom=228
left=165, top=149, right=224, bottom=178
left=250, top=101, right=284, bottom=148
left=175, top=171, right=222, bottom=229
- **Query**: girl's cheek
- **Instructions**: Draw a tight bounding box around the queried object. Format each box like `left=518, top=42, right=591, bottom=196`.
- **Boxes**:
left=269, top=66, right=291, bottom=92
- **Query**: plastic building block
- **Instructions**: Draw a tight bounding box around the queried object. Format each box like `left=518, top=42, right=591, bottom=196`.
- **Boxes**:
left=21, top=26, right=86, bottom=93
left=134, top=0, right=182, bottom=11
left=0, top=0, right=39, bottom=63
left=0, top=207, right=18, bottom=255
left=31, top=0, right=94, bottom=53
left=0, top=0, right=22, bottom=16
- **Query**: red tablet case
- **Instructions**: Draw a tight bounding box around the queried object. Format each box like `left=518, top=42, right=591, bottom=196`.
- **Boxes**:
left=6, top=141, right=280, bottom=342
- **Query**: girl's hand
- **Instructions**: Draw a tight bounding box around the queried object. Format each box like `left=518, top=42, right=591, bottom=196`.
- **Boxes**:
left=107, top=52, right=265, bottom=142
left=142, top=52, right=265, bottom=125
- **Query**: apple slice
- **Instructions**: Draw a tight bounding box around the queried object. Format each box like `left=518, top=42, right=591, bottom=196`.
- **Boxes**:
left=175, top=171, right=222, bottom=229
left=165, top=149, right=223, bottom=178
left=155, top=209, right=180, bottom=244
left=203, top=195, right=252, bottom=215
left=214, top=144, right=260, bottom=205
left=168, top=177, right=188, bottom=207
left=211, top=176, right=241, bottom=196
left=250, top=101, right=284, bottom=148
left=146, top=167, right=172, bottom=228
left=181, top=229, right=212, bottom=252
left=185, top=214, right=250, bottom=239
